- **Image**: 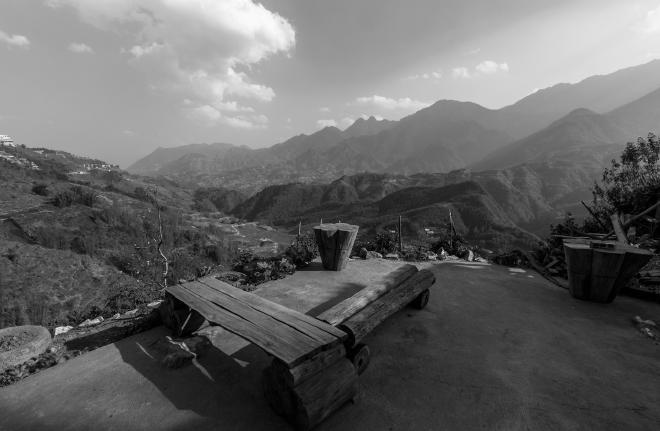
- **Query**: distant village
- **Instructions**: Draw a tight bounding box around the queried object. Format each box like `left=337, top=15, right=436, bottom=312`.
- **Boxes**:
left=0, top=133, right=118, bottom=173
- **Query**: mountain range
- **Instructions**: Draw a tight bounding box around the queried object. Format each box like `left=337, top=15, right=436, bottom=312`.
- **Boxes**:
left=128, top=59, right=660, bottom=241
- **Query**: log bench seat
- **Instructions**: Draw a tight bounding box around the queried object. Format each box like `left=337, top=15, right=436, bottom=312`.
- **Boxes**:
left=161, top=267, right=435, bottom=430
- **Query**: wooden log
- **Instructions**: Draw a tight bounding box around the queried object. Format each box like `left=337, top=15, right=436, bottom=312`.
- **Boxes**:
left=339, top=269, right=435, bottom=346
left=269, top=344, right=347, bottom=387
left=316, top=264, right=418, bottom=326
left=263, top=357, right=358, bottom=431
left=313, top=223, right=359, bottom=271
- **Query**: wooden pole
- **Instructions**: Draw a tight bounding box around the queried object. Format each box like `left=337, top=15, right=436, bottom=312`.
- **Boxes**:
left=449, top=209, right=454, bottom=249
left=298, top=220, right=302, bottom=237
left=398, top=215, right=403, bottom=252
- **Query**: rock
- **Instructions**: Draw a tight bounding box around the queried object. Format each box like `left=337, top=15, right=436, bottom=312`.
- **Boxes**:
left=111, top=313, right=121, bottom=320
left=359, top=248, right=383, bottom=259
left=124, top=308, right=139, bottom=316
left=156, top=335, right=212, bottom=369
left=147, top=300, right=163, bottom=308
left=78, top=316, right=104, bottom=327
left=439, top=248, right=448, bottom=260
left=54, top=326, right=73, bottom=336
left=385, top=253, right=399, bottom=260
left=368, top=251, right=383, bottom=259
left=162, top=350, right=195, bottom=369
left=426, top=252, right=438, bottom=261
left=466, top=250, right=475, bottom=262
left=0, top=326, right=52, bottom=373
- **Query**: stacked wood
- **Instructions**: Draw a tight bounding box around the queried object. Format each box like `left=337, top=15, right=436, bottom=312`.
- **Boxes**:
left=313, top=223, right=359, bottom=271
left=339, top=269, right=435, bottom=346
left=317, top=264, right=419, bottom=326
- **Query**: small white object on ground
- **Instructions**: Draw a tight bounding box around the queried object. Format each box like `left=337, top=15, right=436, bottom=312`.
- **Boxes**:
left=147, top=300, right=163, bottom=308
left=124, top=308, right=139, bottom=316
left=54, top=326, right=73, bottom=336
left=111, top=313, right=121, bottom=320
left=634, top=316, right=657, bottom=327
left=508, top=268, right=526, bottom=273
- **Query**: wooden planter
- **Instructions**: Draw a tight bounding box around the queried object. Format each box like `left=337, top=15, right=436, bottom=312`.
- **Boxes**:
left=564, top=241, right=653, bottom=303
left=314, top=223, right=359, bottom=271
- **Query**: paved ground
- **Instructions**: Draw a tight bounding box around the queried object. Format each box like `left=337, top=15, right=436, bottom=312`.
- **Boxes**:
left=1, top=260, right=660, bottom=431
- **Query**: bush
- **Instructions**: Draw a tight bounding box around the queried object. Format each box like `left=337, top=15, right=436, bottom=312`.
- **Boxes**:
left=285, top=233, right=318, bottom=267
left=31, top=183, right=49, bottom=196
left=232, top=250, right=296, bottom=286
left=51, top=186, right=96, bottom=208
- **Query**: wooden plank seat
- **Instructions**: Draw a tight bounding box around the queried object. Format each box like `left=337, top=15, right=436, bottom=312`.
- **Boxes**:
left=161, top=268, right=435, bottom=430
left=164, top=276, right=347, bottom=367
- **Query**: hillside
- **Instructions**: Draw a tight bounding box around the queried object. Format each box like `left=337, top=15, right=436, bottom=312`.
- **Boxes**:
left=0, top=145, right=292, bottom=330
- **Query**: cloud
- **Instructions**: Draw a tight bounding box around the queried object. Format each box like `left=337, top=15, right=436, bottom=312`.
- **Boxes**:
left=451, top=67, right=470, bottom=79
left=475, top=60, right=509, bottom=74
left=188, top=104, right=268, bottom=129
left=68, top=42, right=94, bottom=54
left=49, top=0, right=295, bottom=126
left=316, top=119, right=337, bottom=128
left=639, top=4, right=660, bottom=34
left=405, top=71, right=442, bottom=81
left=464, top=47, right=481, bottom=56
left=0, top=30, right=30, bottom=48
left=452, top=61, right=509, bottom=78
left=353, top=95, right=428, bottom=110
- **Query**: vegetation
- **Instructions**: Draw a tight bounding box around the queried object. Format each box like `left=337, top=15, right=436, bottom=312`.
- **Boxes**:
left=533, top=132, right=660, bottom=276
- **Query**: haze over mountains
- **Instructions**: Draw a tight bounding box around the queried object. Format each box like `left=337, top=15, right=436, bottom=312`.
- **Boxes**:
left=127, top=59, right=660, bottom=242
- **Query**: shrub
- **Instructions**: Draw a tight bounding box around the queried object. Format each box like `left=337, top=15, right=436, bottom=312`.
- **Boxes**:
left=31, top=183, right=49, bottom=196
left=285, top=233, right=318, bottom=267
left=51, top=186, right=96, bottom=208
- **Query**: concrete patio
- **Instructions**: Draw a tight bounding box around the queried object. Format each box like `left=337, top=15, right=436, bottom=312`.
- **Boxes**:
left=1, top=260, right=659, bottom=430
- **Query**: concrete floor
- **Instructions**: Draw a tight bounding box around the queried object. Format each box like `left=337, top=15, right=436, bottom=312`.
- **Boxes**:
left=1, top=260, right=660, bottom=431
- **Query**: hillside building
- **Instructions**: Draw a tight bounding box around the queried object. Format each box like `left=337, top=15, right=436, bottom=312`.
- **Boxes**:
left=0, top=134, right=15, bottom=147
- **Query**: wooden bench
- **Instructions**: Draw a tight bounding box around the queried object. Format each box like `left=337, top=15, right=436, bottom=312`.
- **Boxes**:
left=161, top=268, right=434, bottom=430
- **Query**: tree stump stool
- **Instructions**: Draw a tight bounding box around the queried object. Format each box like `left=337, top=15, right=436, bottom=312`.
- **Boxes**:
left=313, top=223, right=359, bottom=271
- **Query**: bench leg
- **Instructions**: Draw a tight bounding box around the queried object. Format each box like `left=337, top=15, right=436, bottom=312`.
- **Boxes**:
left=263, top=357, right=358, bottom=431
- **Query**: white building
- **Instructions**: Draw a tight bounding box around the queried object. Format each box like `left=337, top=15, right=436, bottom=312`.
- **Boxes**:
left=0, top=135, right=15, bottom=147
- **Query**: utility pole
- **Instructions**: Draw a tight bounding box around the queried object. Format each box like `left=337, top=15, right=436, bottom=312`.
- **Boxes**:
left=398, top=215, right=403, bottom=252
left=449, top=209, right=454, bottom=250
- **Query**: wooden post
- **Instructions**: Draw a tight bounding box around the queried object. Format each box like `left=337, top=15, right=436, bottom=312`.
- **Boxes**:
left=449, top=209, right=454, bottom=249
left=298, top=220, right=302, bottom=237
left=313, top=223, right=359, bottom=271
left=398, top=215, right=403, bottom=252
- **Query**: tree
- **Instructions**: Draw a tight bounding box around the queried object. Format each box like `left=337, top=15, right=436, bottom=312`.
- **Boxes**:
left=592, top=133, right=660, bottom=220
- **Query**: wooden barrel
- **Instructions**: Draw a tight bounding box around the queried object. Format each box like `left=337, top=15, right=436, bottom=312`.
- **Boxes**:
left=563, top=243, right=592, bottom=299
left=313, top=223, right=359, bottom=271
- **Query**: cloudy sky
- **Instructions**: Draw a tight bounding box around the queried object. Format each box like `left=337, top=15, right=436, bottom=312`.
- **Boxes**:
left=1, top=0, right=660, bottom=166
